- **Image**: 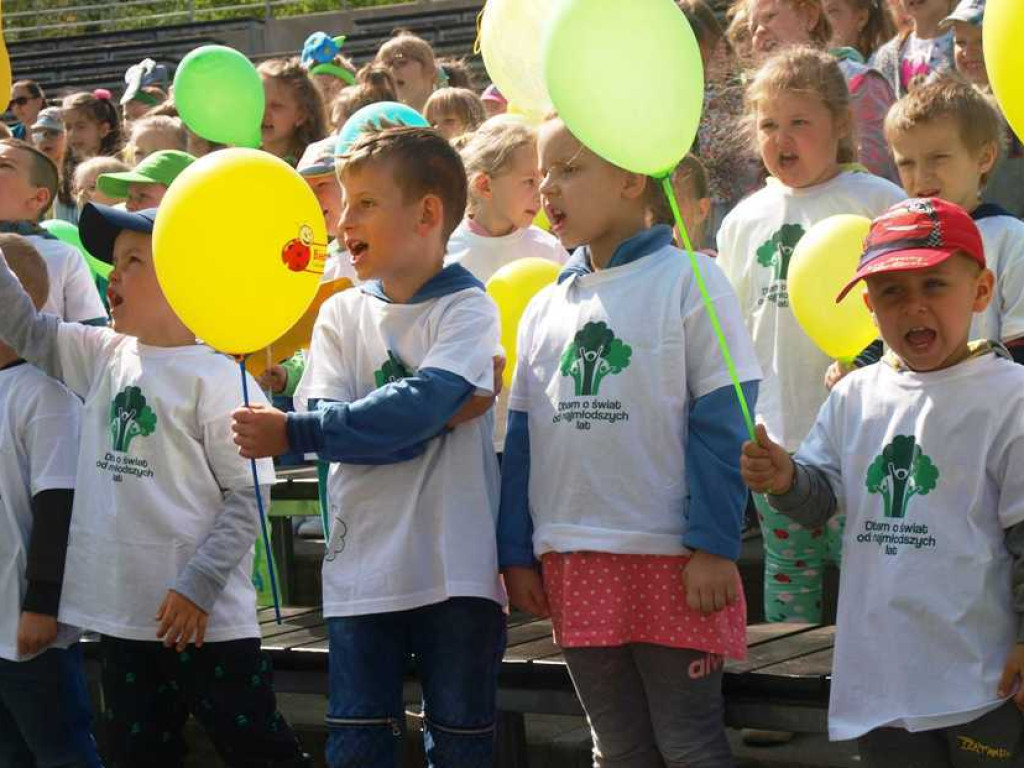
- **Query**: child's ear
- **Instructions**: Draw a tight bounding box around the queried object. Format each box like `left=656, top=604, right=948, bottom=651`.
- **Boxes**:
left=418, top=194, right=443, bottom=234
left=472, top=172, right=493, bottom=201
left=30, top=185, right=50, bottom=215
left=973, top=267, right=995, bottom=313
left=977, top=141, right=999, bottom=178
left=697, top=196, right=712, bottom=225
left=621, top=171, right=647, bottom=201
left=862, top=289, right=878, bottom=325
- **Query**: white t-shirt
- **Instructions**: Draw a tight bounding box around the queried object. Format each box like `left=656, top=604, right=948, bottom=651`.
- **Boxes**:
left=51, top=324, right=274, bottom=642
left=445, top=221, right=569, bottom=451
left=0, top=363, right=82, bottom=661
left=972, top=213, right=1024, bottom=343
left=796, top=351, right=1023, bottom=741
left=295, top=285, right=506, bottom=617
left=716, top=172, right=905, bottom=451
left=32, top=236, right=107, bottom=323
left=509, top=244, right=762, bottom=556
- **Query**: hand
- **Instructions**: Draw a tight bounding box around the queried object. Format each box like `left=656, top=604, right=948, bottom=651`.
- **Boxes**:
left=17, top=611, right=58, bottom=657
left=231, top=404, right=289, bottom=459
left=682, top=551, right=741, bottom=616
left=446, top=356, right=506, bottom=428
left=741, top=424, right=795, bottom=495
left=155, top=590, right=209, bottom=652
left=258, top=365, right=288, bottom=395
left=998, top=643, right=1024, bottom=710
left=503, top=566, right=550, bottom=618
left=824, top=360, right=851, bottom=392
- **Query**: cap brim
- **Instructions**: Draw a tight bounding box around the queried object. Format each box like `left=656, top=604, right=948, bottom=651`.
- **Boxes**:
left=298, top=164, right=334, bottom=178
left=97, top=171, right=159, bottom=200
left=940, top=10, right=983, bottom=26
left=835, top=248, right=959, bottom=303
left=79, top=203, right=157, bottom=264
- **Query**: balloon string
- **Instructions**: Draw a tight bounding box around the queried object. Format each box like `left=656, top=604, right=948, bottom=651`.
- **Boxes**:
left=316, top=460, right=331, bottom=543
left=240, top=360, right=282, bottom=624
left=660, top=176, right=756, bottom=440
left=473, top=4, right=485, bottom=54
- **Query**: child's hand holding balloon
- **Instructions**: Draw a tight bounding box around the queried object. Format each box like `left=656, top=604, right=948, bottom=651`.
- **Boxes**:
left=741, top=424, right=795, bottom=496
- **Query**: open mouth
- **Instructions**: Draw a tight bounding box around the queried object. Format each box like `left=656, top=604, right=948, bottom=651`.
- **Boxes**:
left=778, top=153, right=799, bottom=169
left=545, top=202, right=567, bottom=232
left=915, top=189, right=941, bottom=199
left=904, top=326, right=936, bottom=352
left=107, top=288, right=124, bottom=312
left=346, top=238, right=369, bottom=264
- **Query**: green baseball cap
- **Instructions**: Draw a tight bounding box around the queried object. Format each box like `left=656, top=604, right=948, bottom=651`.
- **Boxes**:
left=97, top=150, right=195, bottom=199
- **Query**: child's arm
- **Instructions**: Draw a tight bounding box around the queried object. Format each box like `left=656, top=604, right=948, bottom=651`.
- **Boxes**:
left=999, top=520, right=1024, bottom=708
left=0, top=252, right=64, bottom=381
left=18, top=488, right=74, bottom=658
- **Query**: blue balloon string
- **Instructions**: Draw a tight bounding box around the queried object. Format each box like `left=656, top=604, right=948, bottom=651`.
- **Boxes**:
left=239, top=360, right=282, bottom=624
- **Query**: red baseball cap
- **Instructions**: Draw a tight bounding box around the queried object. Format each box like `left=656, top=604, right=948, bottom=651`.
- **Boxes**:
left=836, top=198, right=985, bottom=303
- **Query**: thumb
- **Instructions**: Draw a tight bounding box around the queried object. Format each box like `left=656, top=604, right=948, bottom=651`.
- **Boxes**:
left=755, top=423, right=773, bottom=450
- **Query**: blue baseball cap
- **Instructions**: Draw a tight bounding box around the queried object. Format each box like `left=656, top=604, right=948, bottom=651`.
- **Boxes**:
left=79, top=204, right=157, bottom=265
left=941, top=0, right=985, bottom=27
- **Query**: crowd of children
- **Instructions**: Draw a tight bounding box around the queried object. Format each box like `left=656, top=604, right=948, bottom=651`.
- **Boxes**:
left=0, top=0, right=1022, bottom=766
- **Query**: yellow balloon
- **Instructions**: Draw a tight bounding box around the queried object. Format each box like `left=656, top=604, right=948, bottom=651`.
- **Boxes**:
left=0, top=2, right=11, bottom=110
left=486, top=257, right=562, bottom=388
left=153, top=149, right=327, bottom=355
left=984, top=0, right=1024, bottom=142
left=788, top=214, right=877, bottom=361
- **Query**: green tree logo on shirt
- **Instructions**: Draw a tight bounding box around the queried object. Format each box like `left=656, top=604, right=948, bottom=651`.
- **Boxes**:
left=865, top=435, right=939, bottom=518
left=109, top=386, right=158, bottom=453
left=756, top=223, right=806, bottom=287
left=560, top=321, right=632, bottom=396
left=373, top=351, right=413, bottom=387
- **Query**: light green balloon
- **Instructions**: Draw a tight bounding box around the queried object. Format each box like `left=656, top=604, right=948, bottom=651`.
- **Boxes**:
left=543, top=0, right=704, bottom=177
left=174, top=45, right=265, bottom=149
left=41, top=219, right=111, bottom=280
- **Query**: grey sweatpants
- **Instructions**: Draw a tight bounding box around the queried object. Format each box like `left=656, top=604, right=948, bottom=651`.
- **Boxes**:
left=857, top=701, right=1024, bottom=767
left=562, top=644, right=735, bottom=768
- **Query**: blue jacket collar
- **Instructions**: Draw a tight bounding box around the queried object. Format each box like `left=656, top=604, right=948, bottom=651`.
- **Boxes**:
left=360, top=263, right=484, bottom=304
left=972, top=203, right=1012, bottom=221
left=557, top=225, right=674, bottom=284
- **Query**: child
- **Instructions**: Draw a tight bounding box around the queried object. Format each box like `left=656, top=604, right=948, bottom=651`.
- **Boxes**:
left=258, top=58, right=328, bottom=166
left=716, top=48, right=904, bottom=627
left=9, top=80, right=46, bottom=141
left=96, top=149, right=195, bottom=212
left=824, top=0, right=897, bottom=61
left=741, top=197, right=1024, bottom=763
left=375, top=31, right=473, bottom=112
left=0, top=234, right=101, bottom=768
left=424, top=87, right=486, bottom=141
left=0, top=203, right=310, bottom=767
left=125, top=114, right=188, bottom=165
left=231, top=127, right=506, bottom=767
left=480, top=84, right=507, bottom=119
left=885, top=75, right=1024, bottom=359
left=300, top=31, right=357, bottom=107
left=120, top=58, right=170, bottom=122
left=58, top=91, right=123, bottom=224
left=670, top=154, right=714, bottom=252
left=496, top=113, right=760, bottom=767
left=748, top=0, right=900, bottom=182
left=0, top=139, right=107, bottom=325
left=873, top=0, right=955, bottom=97
left=29, top=107, right=65, bottom=170
left=73, top=155, right=130, bottom=211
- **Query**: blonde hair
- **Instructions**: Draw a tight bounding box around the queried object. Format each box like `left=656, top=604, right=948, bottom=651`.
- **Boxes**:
left=73, top=155, right=129, bottom=208
left=459, top=119, right=536, bottom=213
left=747, top=0, right=833, bottom=47
left=257, top=57, right=329, bottom=162
left=128, top=115, right=188, bottom=158
left=885, top=74, right=1002, bottom=180
left=745, top=46, right=856, bottom=164
left=376, top=31, right=474, bottom=91
left=0, top=233, right=48, bottom=310
left=424, top=88, right=486, bottom=136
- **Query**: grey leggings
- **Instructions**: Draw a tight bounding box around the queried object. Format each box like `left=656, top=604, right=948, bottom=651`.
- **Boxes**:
left=858, top=701, right=1024, bottom=768
left=562, top=644, right=735, bottom=768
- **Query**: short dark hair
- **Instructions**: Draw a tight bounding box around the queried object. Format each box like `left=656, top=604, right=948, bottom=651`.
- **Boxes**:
left=339, top=127, right=467, bottom=243
left=12, top=80, right=44, bottom=100
left=0, top=138, right=59, bottom=217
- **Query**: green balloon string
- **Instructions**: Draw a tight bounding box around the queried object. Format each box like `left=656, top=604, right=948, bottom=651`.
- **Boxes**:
left=660, top=176, right=756, bottom=440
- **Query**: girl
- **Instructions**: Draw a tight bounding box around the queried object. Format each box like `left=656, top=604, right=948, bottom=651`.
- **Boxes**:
left=257, top=58, right=328, bottom=166
left=872, top=0, right=955, bottom=97
left=9, top=80, right=45, bottom=140
left=824, top=0, right=897, bottom=60
left=424, top=87, right=486, bottom=140
left=74, top=157, right=130, bottom=211
left=125, top=115, right=187, bottom=165
left=716, top=47, right=903, bottom=629
left=57, top=91, right=123, bottom=224
left=375, top=31, right=473, bottom=112
left=748, top=0, right=900, bottom=181
left=669, top=154, right=714, bottom=253
left=498, top=114, right=760, bottom=767
left=300, top=31, right=357, bottom=107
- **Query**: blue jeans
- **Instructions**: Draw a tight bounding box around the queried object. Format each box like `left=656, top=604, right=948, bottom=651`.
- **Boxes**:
left=0, top=643, right=103, bottom=768
left=325, top=597, right=506, bottom=768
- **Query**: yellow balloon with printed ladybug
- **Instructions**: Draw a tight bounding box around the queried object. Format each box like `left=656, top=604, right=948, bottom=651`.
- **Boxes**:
left=153, top=149, right=327, bottom=355
left=0, top=2, right=11, bottom=111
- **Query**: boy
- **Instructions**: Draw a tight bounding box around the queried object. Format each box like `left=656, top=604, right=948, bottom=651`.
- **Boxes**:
left=886, top=74, right=1024, bottom=361
left=742, top=198, right=1024, bottom=765
left=96, top=149, right=194, bottom=212
left=0, top=234, right=100, bottom=768
left=232, top=127, right=506, bottom=767
left=0, top=138, right=106, bottom=324
left=0, top=204, right=310, bottom=767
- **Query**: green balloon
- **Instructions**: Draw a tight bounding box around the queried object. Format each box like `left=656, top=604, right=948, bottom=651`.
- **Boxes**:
left=174, top=45, right=265, bottom=148
left=543, top=0, right=704, bottom=177
left=41, top=219, right=112, bottom=280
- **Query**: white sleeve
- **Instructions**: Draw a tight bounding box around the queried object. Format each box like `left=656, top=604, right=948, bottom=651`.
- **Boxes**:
left=24, top=380, right=81, bottom=494
left=995, top=230, right=1024, bottom=342
left=793, top=391, right=846, bottom=503
left=293, top=297, right=352, bottom=409
left=55, top=322, right=123, bottom=399
left=419, top=291, right=501, bottom=393
left=60, top=247, right=107, bottom=323
left=507, top=294, right=542, bottom=413
left=683, top=254, right=762, bottom=399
